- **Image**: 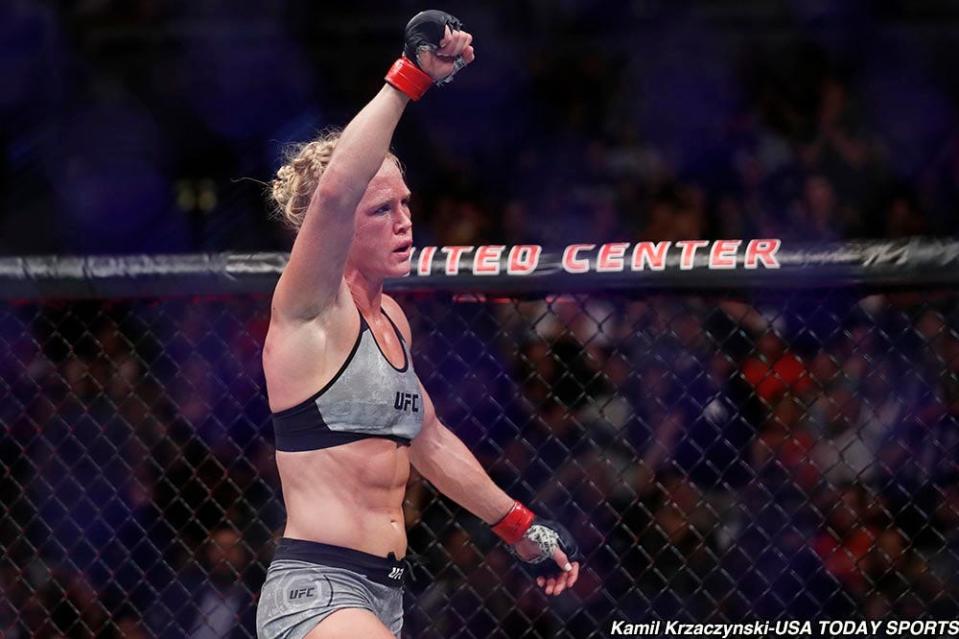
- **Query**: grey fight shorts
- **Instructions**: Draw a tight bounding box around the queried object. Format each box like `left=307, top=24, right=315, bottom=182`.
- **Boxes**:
left=256, top=538, right=405, bottom=638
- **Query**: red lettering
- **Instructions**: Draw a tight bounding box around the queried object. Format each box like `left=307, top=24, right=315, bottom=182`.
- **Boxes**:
left=675, top=240, right=710, bottom=270
left=442, top=246, right=474, bottom=275
left=745, top=239, right=782, bottom=269
left=562, top=244, right=595, bottom=273
left=417, top=246, right=436, bottom=275
left=507, top=245, right=541, bottom=275
left=709, top=240, right=741, bottom=269
left=631, top=241, right=671, bottom=271
left=473, top=245, right=505, bottom=275
left=597, top=242, right=630, bottom=272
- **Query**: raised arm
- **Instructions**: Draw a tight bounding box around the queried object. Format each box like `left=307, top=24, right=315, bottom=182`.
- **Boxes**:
left=271, top=11, right=475, bottom=322
left=272, top=87, right=410, bottom=321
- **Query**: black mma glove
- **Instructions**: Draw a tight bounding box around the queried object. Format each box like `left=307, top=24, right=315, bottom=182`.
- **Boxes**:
left=492, top=501, right=581, bottom=578
left=403, top=9, right=466, bottom=85
left=385, top=9, right=468, bottom=100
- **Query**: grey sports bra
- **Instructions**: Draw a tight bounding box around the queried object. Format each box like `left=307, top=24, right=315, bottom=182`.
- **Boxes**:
left=271, top=310, right=424, bottom=451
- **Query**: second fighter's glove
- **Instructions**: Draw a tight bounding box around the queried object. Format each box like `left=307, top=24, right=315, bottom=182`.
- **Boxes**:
left=491, top=501, right=580, bottom=576
left=386, top=9, right=467, bottom=101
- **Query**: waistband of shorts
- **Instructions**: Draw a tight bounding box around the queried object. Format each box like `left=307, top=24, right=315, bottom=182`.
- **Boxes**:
left=272, top=538, right=406, bottom=588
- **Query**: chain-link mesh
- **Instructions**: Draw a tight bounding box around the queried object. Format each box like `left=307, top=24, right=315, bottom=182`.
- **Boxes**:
left=2, top=289, right=958, bottom=637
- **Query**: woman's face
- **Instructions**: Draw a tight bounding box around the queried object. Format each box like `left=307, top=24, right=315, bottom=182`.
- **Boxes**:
left=347, top=158, right=413, bottom=281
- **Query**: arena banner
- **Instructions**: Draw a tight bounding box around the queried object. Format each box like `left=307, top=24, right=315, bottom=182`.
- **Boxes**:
left=1, top=238, right=958, bottom=300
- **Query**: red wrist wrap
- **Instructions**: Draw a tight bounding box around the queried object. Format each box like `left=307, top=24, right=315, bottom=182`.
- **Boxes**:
left=385, top=57, right=433, bottom=101
left=491, top=501, right=535, bottom=545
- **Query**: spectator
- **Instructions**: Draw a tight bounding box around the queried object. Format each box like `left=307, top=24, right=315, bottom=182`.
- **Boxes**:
left=147, top=526, right=257, bottom=638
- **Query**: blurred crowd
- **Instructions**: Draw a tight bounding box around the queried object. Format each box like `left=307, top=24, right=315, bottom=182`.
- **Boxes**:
left=0, top=299, right=276, bottom=637
left=1, top=288, right=958, bottom=637
left=1, top=1, right=958, bottom=256
left=404, top=290, right=959, bottom=636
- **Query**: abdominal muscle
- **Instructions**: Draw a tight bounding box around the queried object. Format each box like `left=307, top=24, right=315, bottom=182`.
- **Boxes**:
left=277, top=436, right=411, bottom=559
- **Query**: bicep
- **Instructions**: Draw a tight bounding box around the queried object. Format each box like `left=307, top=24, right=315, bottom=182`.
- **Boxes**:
left=273, top=182, right=359, bottom=321
left=410, top=380, right=444, bottom=466
left=417, top=379, right=438, bottom=429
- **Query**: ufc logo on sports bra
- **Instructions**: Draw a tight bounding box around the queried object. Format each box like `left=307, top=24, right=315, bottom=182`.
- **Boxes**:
left=394, top=392, right=419, bottom=413
left=388, top=567, right=404, bottom=580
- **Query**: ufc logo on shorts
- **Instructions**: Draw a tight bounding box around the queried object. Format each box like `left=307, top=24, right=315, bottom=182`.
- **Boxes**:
left=388, top=567, right=404, bottom=580
left=288, top=586, right=316, bottom=600
left=393, top=392, right=419, bottom=412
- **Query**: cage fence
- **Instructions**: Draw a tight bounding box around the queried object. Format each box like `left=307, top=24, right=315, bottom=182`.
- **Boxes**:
left=1, top=243, right=959, bottom=638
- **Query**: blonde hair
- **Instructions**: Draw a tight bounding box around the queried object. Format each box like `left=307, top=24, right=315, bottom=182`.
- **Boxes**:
left=270, top=129, right=401, bottom=231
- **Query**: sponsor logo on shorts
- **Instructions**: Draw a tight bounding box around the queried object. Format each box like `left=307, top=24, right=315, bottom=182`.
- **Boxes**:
left=288, top=586, right=316, bottom=601
left=388, top=567, right=404, bottom=580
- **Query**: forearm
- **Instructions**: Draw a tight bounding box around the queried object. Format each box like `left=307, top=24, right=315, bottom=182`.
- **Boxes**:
left=410, top=423, right=514, bottom=525
left=318, top=85, right=410, bottom=206
left=410, top=415, right=580, bottom=586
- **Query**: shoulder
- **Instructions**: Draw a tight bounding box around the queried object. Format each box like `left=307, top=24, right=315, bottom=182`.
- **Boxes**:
left=382, top=294, right=413, bottom=343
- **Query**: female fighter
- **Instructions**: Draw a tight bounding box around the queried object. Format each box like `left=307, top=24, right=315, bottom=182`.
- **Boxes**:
left=256, top=11, right=580, bottom=639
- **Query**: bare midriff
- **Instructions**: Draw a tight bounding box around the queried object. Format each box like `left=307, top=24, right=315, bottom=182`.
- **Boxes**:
left=277, top=436, right=410, bottom=559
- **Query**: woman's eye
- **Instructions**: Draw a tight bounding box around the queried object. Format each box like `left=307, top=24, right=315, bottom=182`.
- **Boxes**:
left=375, top=205, right=390, bottom=214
